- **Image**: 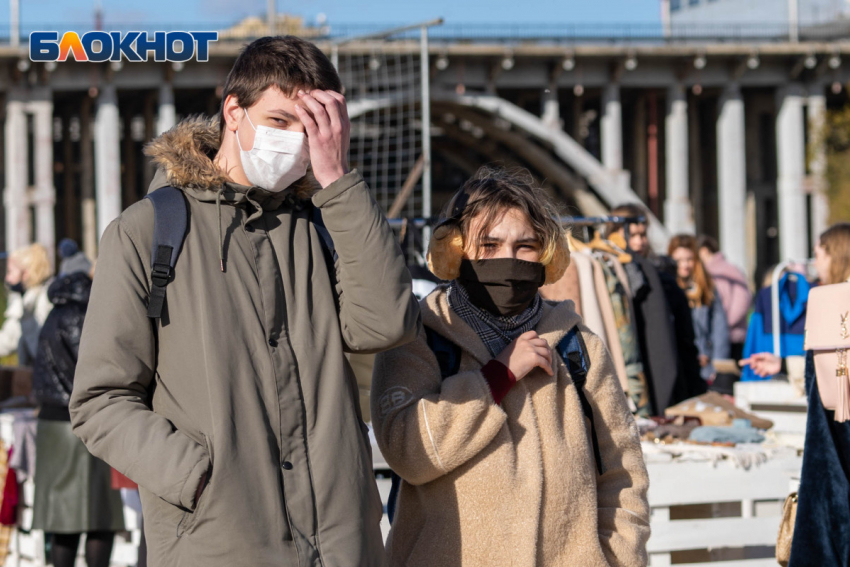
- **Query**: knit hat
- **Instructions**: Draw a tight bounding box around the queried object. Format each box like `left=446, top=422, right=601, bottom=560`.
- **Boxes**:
left=58, top=238, right=79, bottom=259
left=59, top=251, right=92, bottom=277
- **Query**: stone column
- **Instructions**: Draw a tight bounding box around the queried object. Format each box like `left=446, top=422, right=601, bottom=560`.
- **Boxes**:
left=807, top=86, right=829, bottom=246
left=541, top=83, right=560, bottom=131
left=30, top=92, right=56, bottom=267
left=716, top=83, right=748, bottom=271
left=776, top=84, right=809, bottom=261
left=601, top=83, right=623, bottom=171
left=81, top=96, right=97, bottom=259
left=95, top=84, right=122, bottom=240
left=4, top=90, right=30, bottom=253
left=157, top=82, right=176, bottom=135
left=664, top=84, right=694, bottom=234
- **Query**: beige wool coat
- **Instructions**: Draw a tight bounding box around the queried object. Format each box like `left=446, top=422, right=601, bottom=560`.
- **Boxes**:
left=372, top=285, right=650, bottom=567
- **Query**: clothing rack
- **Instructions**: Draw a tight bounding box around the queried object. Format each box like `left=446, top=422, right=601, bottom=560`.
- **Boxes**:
left=385, top=215, right=646, bottom=229
left=769, top=259, right=814, bottom=357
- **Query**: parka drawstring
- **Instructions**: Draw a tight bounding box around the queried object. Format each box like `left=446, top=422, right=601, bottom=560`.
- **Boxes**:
left=215, top=185, right=278, bottom=274
left=216, top=187, right=225, bottom=273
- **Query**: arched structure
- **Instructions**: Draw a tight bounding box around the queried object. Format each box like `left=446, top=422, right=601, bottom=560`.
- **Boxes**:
left=348, top=91, right=670, bottom=250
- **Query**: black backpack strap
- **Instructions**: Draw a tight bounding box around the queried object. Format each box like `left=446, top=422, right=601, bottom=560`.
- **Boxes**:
left=144, top=187, right=188, bottom=320
left=388, top=326, right=462, bottom=524
left=556, top=327, right=605, bottom=476
left=423, top=326, right=462, bottom=379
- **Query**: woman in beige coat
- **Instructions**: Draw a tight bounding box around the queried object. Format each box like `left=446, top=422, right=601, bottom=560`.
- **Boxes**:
left=372, top=168, right=650, bottom=567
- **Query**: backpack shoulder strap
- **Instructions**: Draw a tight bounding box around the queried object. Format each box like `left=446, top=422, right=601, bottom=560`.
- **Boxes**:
left=387, top=325, right=462, bottom=524
left=144, top=186, right=188, bottom=320
left=556, top=327, right=605, bottom=476
left=424, top=326, right=462, bottom=379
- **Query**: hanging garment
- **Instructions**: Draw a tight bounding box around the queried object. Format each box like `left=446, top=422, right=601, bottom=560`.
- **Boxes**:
left=742, top=273, right=810, bottom=382
left=574, top=252, right=608, bottom=349
left=599, top=257, right=651, bottom=417
left=539, top=256, right=583, bottom=317
left=0, top=442, right=16, bottom=565
left=651, top=257, right=708, bottom=407
left=628, top=256, right=682, bottom=415
left=591, top=255, right=629, bottom=392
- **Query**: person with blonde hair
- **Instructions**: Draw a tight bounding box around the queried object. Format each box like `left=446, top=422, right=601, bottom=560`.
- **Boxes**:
left=372, top=167, right=650, bottom=567
left=668, top=234, right=730, bottom=384
left=0, top=243, right=54, bottom=365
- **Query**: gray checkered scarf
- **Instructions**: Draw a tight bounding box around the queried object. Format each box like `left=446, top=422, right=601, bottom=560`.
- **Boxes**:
left=447, top=279, right=544, bottom=358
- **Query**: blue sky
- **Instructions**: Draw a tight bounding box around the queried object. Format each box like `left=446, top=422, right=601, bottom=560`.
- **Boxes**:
left=5, top=0, right=662, bottom=28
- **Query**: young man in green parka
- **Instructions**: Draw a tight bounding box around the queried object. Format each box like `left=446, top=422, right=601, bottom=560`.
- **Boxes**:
left=70, top=36, right=421, bottom=566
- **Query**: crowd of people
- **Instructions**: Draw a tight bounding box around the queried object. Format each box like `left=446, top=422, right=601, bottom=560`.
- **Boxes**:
left=0, top=32, right=845, bottom=567
left=0, top=239, right=123, bottom=567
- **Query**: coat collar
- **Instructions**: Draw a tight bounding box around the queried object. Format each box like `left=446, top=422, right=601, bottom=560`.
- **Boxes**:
left=421, top=284, right=583, bottom=366
left=143, top=115, right=320, bottom=210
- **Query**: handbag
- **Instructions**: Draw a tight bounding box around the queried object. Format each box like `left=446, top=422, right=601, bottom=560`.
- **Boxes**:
left=776, top=492, right=798, bottom=566
left=804, top=281, right=850, bottom=421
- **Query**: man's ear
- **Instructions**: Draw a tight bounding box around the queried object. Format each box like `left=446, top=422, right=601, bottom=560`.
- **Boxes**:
left=222, top=95, right=243, bottom=133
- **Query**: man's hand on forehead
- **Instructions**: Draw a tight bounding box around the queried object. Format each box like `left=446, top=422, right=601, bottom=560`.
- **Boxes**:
left=294, top=90, right=351, bottom=189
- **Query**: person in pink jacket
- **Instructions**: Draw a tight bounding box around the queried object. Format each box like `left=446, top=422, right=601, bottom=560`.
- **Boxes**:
left=698, top=235, right=753, bottom=361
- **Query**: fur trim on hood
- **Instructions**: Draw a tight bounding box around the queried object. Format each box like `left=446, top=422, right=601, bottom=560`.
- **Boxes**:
left=143, top=115, right=318, bottom=201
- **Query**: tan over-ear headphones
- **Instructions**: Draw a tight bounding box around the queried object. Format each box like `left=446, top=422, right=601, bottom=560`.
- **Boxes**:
left=425, top=188, right=570, bottom=285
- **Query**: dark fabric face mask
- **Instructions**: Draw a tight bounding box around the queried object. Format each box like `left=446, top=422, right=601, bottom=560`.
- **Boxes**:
left=457, top=258, right=546, bottom=317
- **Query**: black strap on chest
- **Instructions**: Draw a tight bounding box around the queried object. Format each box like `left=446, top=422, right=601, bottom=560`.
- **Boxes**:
left=144, top=186, right=188, bottom=320
left=556, top=328, right=605, bottom=476
left=143, top=190, right=336, bottom=320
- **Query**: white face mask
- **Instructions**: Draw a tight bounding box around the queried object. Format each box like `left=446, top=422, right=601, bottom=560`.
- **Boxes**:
left=236, top=108, right=310, bottom=192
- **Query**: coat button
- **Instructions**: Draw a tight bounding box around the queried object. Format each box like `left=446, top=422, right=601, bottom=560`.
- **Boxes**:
left=282, top=461, right=293, bottom=470
left=268, top=338, right=278, bottom=347
left=245, top=224, right=255, bottom=232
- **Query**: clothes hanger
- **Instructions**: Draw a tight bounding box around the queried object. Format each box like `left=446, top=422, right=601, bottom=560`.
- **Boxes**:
left=567, top=234, right=590, bottom=253
left=587, top=230, right=632, bottom=264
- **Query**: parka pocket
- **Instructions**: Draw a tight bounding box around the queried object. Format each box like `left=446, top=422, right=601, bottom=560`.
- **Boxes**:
left=177, top=434, right=214, bottom=537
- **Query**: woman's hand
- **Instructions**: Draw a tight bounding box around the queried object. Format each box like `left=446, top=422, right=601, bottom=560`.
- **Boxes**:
left=294, top=89, right=350, bottom=188
left=739, top=352, right=782, bottom=377
left=495, top=331, right=554, bottom=380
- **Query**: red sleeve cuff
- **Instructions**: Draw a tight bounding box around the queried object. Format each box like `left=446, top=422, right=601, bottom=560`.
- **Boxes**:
left=481, top=360, right=517, bottom=405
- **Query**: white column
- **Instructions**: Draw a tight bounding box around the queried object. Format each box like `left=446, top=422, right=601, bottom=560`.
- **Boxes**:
left=30, top=94, right=56, bottom=267
left=717, top=83, right=748, bottom=272
left=807, top=87, right=829, bottom=245
left=776, top=84, right=809, bottom=261
left=542, top=83, right=560, bottom=131
left=4, top=92, right=30, bottom=253
left=601, top=84, right=623, bottom=171
left=95, top=84, right=122, bottom=239
left=157, top=82, right=176, bottom=135
left=664, top=84, right=694, bottom=234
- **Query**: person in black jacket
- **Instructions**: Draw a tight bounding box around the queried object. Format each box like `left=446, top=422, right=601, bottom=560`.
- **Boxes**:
left=604, top=204, right=706, bottom=414
left=31, top=257, right=125, bottom=567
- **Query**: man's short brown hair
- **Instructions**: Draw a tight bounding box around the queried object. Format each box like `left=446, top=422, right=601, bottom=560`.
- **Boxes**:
left=603, top=202, right=649, bottom=238
left=219, top=36, right=342, bottom=138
